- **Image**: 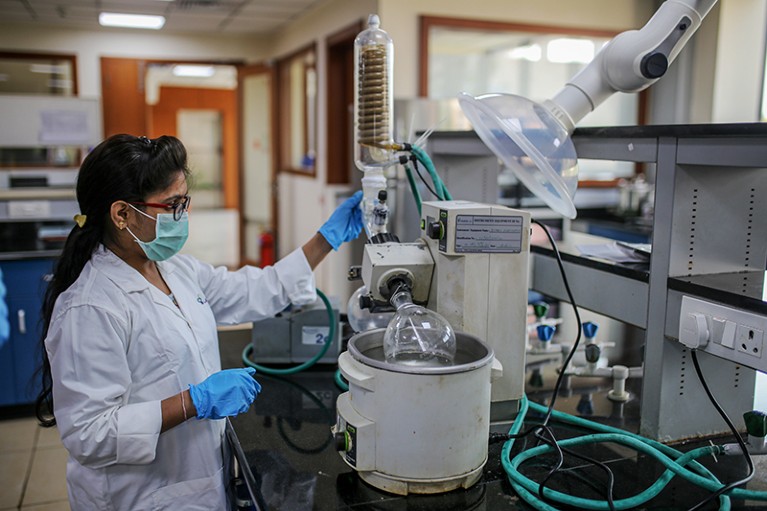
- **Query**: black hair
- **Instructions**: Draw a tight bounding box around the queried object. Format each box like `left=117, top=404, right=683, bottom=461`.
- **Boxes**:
left=35, top=134, right=190, bottom=426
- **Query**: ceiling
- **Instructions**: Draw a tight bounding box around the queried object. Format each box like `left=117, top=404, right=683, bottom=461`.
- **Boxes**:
left=0, top=0, right=327, bottom=35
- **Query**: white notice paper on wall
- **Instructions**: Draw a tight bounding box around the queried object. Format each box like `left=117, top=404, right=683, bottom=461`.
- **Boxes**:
left=8, top=200, right=51, bottom=219
left=39, top=110, right=90, bottom=144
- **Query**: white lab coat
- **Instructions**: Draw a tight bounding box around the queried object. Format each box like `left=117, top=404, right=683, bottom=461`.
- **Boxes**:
left=45, top=244, right=316, bottom=510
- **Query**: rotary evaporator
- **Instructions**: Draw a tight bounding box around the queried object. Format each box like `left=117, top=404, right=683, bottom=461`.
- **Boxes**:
left=332, top=14, right=531, bottom=495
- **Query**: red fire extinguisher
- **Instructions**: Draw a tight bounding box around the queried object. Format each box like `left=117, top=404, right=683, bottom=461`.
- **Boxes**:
left=259, top=231, right=275, bottom=268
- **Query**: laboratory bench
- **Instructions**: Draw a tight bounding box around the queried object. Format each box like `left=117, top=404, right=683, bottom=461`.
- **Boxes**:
left=220, top=337, right=767, bottom=511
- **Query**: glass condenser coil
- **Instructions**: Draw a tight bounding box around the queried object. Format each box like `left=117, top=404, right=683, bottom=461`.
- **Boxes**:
left=354, top=14, right=394, bottom=171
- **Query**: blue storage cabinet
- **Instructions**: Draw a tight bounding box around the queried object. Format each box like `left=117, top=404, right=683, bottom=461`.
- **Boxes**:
left=0, top=258, right=54, bottom=406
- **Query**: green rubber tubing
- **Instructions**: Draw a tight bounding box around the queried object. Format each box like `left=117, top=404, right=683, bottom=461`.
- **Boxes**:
left=334, top=368, right=349, bottom=391
left=412, top=145, right=452, bottom=201
left=242, top=288, right=335, bottom=375
left=403, top=164, right=422, bottom=216
left=503, top=396, right=767, bottom=511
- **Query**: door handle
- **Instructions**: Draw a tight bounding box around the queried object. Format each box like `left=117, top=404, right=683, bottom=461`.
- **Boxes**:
left=17, top=309, right=26, bottom=335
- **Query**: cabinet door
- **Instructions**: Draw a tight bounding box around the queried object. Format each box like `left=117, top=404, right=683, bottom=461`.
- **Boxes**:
left=0, top=275, right=15, bottom=406
left=0, top=259, right=54, bottom=405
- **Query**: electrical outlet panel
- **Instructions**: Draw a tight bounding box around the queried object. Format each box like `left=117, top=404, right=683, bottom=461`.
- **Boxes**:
left=679, top=296, right=767, bottom=373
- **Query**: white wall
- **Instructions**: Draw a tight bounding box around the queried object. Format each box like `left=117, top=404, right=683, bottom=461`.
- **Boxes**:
left=711, top=0, right=767, bottom=122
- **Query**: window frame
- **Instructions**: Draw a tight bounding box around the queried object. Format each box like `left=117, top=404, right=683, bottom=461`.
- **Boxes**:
left=276, top=43, right=317, bottom=176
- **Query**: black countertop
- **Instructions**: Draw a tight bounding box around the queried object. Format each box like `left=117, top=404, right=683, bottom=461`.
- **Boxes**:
left=531, top=239, right=651, bottom=283
left=669, top=271, right=767, bottom=316
left=573, top=122, right=767, bottom=139
left=220, top=335, right=767, bottom=511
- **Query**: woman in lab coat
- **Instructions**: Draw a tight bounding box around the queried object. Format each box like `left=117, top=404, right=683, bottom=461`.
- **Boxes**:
left=34, top=134, right=362, bottom=510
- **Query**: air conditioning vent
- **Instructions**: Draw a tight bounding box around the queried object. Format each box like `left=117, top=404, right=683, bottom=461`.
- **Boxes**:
left=177, top=0, right=222, bottom=9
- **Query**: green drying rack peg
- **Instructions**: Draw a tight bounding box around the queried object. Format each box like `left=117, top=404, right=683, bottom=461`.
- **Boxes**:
left=744, top=410, right=767, bottom=438
left=533, top=302, right=549, bottom=320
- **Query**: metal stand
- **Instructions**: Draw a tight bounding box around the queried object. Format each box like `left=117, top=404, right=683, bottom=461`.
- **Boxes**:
left=533, top=124, right=767, bottom=441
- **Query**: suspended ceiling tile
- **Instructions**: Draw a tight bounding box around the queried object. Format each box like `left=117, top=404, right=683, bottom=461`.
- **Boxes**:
left=220, top=16, right=284, bottom=34
left=2, top=0, right=330, bottom=34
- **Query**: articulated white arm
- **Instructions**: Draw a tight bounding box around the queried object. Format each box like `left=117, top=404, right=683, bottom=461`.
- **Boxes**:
left=545, top=0, right=718, bottom=132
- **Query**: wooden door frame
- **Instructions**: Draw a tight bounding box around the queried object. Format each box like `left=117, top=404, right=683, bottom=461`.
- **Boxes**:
left=146, top=85, right=238, bottom=211
left=275, top=44, right=318, bottom=177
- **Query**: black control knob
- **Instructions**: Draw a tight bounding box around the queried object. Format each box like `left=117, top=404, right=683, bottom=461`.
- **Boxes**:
left=426, top=221, right=442, bottom=240
left=359, top=294, right=373, bottom=310
left=584, top=343, right=602, bottom=364
left=640, top=52, right=668, bottom=79
left=334, top=431, right=349, bottom=452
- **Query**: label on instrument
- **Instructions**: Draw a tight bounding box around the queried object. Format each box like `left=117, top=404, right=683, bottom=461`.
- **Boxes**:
left=454, top=215, right=523, bottom=253
left=301, top=326, right=330, bottom=345
left=345, top=423, right=357, bottom=467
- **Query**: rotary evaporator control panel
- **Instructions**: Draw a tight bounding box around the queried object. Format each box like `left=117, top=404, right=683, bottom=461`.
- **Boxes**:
left=421, top=201, right=526, bottom=255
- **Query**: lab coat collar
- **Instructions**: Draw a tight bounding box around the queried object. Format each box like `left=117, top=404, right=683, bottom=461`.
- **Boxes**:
left=91, top=244, right=178, bottom=294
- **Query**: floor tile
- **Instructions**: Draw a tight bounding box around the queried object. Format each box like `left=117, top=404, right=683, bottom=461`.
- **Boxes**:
left=0, top=450, right=33, bottom=509
left=22, top=447, right=68, bottom=506
left=35, top=425, right=63, bottom=450
left=0, top=418, right=38, bottom=453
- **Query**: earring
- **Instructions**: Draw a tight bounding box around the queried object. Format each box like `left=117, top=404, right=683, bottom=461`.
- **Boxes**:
left=118, top=221, right=125, bottom=229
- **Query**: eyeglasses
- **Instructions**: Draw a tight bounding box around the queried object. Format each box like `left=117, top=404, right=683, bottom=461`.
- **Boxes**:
left=130, top=195, right=191, bottom=221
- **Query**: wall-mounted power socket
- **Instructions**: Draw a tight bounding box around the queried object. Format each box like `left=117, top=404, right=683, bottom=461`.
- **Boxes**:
left=679, top=296, right=767, bottom=372
left=736, top=324, right=764, bottom=358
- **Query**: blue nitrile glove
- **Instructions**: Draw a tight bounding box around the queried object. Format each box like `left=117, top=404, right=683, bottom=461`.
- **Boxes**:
left=318, top=191, right=364, bottom=250
left=189, top=367, right=261, bottom=420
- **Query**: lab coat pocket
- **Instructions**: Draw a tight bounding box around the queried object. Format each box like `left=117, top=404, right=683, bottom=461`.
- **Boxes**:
left=150, top=466, right=226, bottom=510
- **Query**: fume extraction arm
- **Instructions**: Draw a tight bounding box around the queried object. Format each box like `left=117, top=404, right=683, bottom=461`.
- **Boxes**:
left=458, top=0, right=718, bottom=219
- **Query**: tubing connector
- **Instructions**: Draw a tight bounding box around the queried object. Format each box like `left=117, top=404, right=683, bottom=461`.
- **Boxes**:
left=607, top=365, right=630, bottom=402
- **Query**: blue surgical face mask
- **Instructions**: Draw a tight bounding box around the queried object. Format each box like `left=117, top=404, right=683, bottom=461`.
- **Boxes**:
left=126, top=204, right=189, bottom=261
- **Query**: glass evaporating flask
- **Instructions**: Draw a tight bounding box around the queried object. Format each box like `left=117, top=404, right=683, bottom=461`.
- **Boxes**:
left=383, top=287, right=456, bottom=367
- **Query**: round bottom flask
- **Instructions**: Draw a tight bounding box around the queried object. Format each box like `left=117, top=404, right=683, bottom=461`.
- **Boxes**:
left=383, top=289, right=456, bottom=367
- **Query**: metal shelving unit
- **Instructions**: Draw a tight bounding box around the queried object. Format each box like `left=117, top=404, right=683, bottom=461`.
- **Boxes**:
left=531, top=123, right=767, bottom=441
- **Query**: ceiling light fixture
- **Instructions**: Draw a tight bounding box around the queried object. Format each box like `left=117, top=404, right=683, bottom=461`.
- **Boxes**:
left=99, top=12, right=166, bottom=30
left=172, top=65, right=216, bottom=77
